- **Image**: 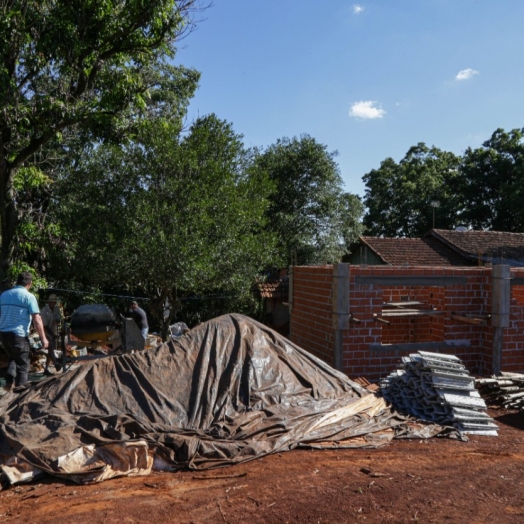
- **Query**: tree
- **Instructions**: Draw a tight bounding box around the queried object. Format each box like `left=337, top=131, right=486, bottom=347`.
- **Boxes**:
left=362, top=144, right=462, bottom=237
left=254, top=135, right=364, bottom=266
left=55, top=114, right=278, bottom=334
left=459, top=128, right=524, bottom=231
left=0, top=0, right=203, bottom=282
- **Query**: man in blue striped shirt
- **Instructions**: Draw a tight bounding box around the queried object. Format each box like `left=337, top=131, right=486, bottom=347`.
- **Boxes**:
left=0, top=272, right=49, bottom=391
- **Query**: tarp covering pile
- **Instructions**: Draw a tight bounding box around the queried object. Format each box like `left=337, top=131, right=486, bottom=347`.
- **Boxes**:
left=0, top=314, right=447, bottom=486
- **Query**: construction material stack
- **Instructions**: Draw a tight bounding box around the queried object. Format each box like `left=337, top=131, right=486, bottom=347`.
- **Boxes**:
left=476, top=373, right=524, bottom=412
left=380, top=351, right=498, bottom=436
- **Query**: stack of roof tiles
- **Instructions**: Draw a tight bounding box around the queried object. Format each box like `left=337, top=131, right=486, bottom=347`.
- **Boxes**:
left=476, top=373, right=524, bottom=412
left=380, top=351, right=498, bottom=436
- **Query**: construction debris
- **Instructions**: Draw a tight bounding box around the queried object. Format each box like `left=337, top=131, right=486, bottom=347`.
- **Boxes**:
left=476, top=373, right=524, bottom=412
left=380, top=351, right=498, bottom=436
left=353, top=377, right=380, bottom=393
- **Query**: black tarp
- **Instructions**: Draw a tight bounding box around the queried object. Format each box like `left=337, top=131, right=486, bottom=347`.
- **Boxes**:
left=0, top=314, right=448, bottom=486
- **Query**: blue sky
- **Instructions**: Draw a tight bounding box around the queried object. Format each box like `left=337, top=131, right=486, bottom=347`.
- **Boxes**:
left=175, top=0, right=524, bottom=197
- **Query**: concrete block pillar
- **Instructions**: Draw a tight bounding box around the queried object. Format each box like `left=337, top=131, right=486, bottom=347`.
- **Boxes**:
left=288, top=265, right=294, bottom=339
left=332, top=263, right=350, bottom=371
left=491, top=264, right=510, bottom=375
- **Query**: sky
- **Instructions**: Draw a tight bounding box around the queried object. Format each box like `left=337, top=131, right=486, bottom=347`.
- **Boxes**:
left=174, top=0, right=524, bottom=197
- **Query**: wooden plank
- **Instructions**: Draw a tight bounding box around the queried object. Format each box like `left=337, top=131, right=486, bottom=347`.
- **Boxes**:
left=355, top=276, right=468, bottom=287
left=451, top=314, right=486, bottom=326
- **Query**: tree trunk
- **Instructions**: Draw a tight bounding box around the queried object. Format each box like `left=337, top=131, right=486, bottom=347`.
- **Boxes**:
left=0, top=162, right=18, bottom=286
left=148, top=288, right=180, bottom=341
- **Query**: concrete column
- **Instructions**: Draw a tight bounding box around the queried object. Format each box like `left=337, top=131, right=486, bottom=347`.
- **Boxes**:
left=491, top=264, right=510, bottom=375
left=332, top=263, right=350, bottom=371
left=288, top=265, right=294, bottom=339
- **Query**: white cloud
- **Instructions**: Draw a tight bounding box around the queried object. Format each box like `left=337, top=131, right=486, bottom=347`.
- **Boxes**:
left=349, top=101, right=386, bottom=119
left=353, top=4, right=364, bottom=14
left=455, top=68, right=479, bottom=81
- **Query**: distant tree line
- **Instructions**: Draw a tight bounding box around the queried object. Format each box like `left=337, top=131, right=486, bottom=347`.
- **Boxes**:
left=362, top=128, right=524, bottom=237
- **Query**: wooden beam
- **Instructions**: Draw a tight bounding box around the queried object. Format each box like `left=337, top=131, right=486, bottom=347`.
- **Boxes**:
left=450, top=314, right=486, bottom=326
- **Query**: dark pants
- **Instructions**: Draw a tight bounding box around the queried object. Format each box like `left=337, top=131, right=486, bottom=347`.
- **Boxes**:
left=44, top=327, right=61, bottom=370
left=0, top=331, right=30, bottom=387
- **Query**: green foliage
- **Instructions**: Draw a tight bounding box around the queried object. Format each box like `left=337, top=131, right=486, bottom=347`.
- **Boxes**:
left=13, top=167, right=52, bottom=192
left=0, top=0, right=200, bottom=151
left=0, top=0, right=203, bottom=280
left=459, top=128, right=524, bottom=231
left=254, top=135, right=364, bottom=266
left=362, top=130, right=524, bottom=237
left=363, top=144, right=462, bottom=237
left=54, top=114, right=278, bottom=332
left=6, top=262, right=47, bottom=297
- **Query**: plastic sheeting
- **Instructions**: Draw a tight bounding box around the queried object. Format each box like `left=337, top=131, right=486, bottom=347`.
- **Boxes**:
left=0, top=314, right=450, bottom=486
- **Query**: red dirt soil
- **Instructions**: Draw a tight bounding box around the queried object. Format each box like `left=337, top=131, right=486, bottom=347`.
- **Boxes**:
left=1, top=408, right=523, bottom=524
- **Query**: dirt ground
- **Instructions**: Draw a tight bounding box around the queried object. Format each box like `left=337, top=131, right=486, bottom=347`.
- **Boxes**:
left=0, top=408, right=523, bottom=524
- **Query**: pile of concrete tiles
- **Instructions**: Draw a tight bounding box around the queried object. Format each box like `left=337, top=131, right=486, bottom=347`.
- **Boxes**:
left=476, top=373, right=524, bottom=412
left=380, top=351, right=498, bottom=436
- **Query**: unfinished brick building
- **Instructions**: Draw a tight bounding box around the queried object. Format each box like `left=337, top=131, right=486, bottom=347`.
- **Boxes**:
left=289, top=264, right=524, bottom=382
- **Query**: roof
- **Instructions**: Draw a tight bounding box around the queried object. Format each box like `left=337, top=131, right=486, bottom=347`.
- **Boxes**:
left=359, top=236, right=472, bottom=266
left=430, top=229, right=524, bottom=265
left=256, top=279, right=289, bottom=299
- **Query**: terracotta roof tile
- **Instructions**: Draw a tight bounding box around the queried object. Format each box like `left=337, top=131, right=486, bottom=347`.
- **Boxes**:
left=256, top=280, right=289, bottom=298
left=430, top=229, right=524, bottom=263
left=359, top=236, right=472, bottom=266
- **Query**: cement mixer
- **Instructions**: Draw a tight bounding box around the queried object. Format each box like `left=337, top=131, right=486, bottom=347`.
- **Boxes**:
left=62, top=304, right=145, bottom=368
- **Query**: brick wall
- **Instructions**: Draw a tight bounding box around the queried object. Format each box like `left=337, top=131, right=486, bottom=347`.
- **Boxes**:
left=501, top=268, right=524, bottom=372
left=291, top=266, right=334, bottom=365
left=290, top=265, right=524, bottom=381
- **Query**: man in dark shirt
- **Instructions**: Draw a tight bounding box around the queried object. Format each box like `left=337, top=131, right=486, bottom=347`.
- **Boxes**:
left=129, top=301, right=149, bottom=339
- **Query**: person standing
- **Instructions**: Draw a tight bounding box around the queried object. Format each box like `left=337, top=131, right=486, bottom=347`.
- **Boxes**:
left=0, top=272, right=48, bottom=391
left=40, top=293, right=63, bottom=375
left=129, top=301, right=149, bottom=339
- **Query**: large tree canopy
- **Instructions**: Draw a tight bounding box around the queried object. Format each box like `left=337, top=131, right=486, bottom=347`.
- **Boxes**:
left=55, top=114, right=277, bottom=333
left=362, top=144, right=462, bottom=237
left=0, top=0, right=203, bottom=282
left=254, top=135, right=364, bottom=266
left=459, top=128, right=524, bottom=231
left=362, top=129, right=524, bottom=237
